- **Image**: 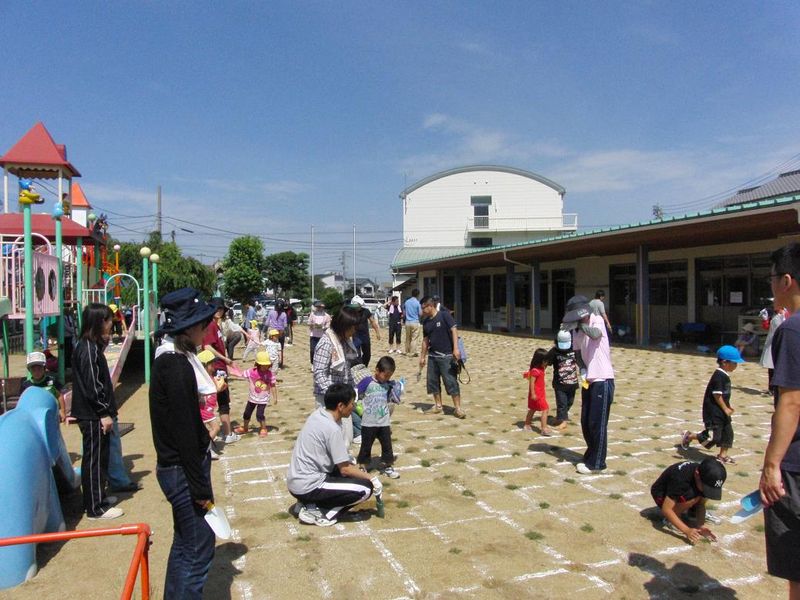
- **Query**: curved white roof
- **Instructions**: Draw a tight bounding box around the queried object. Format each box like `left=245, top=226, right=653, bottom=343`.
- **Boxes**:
left=399, top=165, right=566, bottom=198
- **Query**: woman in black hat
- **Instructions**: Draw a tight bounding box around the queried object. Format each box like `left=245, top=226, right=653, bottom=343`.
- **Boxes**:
left=149, top=288, right=218, bottom=599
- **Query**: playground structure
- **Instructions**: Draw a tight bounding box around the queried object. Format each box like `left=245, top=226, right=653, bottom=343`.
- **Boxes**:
left=0, top=123, right=159, bottom=592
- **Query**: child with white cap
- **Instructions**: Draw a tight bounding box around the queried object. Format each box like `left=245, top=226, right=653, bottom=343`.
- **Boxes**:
left=21, top=351, right=66, bottom=422
left=548, top=330, right=579, bottom=430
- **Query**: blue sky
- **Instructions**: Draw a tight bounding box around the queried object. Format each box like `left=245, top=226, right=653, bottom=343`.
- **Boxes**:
left=2, top=1, right=799, bottom=283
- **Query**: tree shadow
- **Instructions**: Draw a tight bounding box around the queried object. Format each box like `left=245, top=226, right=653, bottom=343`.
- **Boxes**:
left=527, top=442, right=583, bottom=464
left=628, top=552, right=737, bottom=598
left=205, top=541, right=249, bottom=600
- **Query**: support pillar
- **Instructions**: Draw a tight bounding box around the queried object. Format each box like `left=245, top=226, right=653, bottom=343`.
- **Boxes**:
left=531, top=261, right=541, bottom=336
left=23, top=202, right=33, bottom=354
left=636, top=245, right=650, bottom=346
left=76, top=237, right=83, bottom=330
left=506, top=264, right=515, bottom=331
left=454, top=270, right=462, bottom=324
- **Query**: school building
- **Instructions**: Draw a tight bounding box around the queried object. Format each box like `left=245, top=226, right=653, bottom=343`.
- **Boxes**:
left=391, top=165, right=800, bottom=346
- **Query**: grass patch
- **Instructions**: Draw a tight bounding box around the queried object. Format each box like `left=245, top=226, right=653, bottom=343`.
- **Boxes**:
left=736, top=471, right=748, bottom=477
left=296, top=534, right=312, bottom=542
left=580, top=523, right=594, bottom=533
left=650, top=435, right=660, bottom=440
left=443, top=474, right=453, bottom=480
left=505, top=484, right=520, bottom=490
left=609, top=493, right=622, bottom=500
left=622, top=452, right=632, bottom=457
left=455, top=457, right=467, bottom=463
left=467, top=431, right=475, bottom=436
left=754, top=524, right=765, bottom=533
left=539, top=502, right=550, bottom=509
left=754, top=449, right=764, bottom=454
left=406, top=447, right=419, bottom=454
left=615, top=470, right=627, bottom=476
left=462, top=489, right=475, bottom=497
left=619, top=426, right=628, bottom=431
left=512, top=451, right=521, bottom=457
left=396, top=500, right=410, bottom=508
left=449, top=547, right=462, bottom=554
left=420, top=459, right=432, bottom=468
left=434, top=444, right=445, bottom=450
left=480, top=470, right=489, bottom=475
left=537, top=462, right=547, bottom=468
left=656, top=463, right=666, bottom=468
left=525, top=530, right=544, bottom=541
left=484, top=439, right=495, bottom=445
left=564, top=478, right=576, bottom=484
left=273, top=511, right=291, bottom=520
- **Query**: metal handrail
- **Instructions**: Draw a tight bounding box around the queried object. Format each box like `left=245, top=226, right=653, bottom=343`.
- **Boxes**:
left=0, top=523, right=152, bottom=600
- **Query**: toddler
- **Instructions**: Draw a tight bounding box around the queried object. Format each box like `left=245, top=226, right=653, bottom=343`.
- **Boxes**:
left=233, top=351, right=278, bottom=437
left=265, top=329, right=281, bottom=377
left=356, top=356, right=402, bottom=478
left=548, top=330, right=579, bottom=429
left=523, top=348, right=553, bottom=435
left=197, top=350, right=224, bottom=459
left=241, top=320, right=263, bottom=362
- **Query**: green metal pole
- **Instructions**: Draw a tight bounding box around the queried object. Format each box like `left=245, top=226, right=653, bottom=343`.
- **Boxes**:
left=142, top=255, right=150, bottom=384
left=76, top=237, right=83, bottom=330
left=56, top=216, right=65, bottom=383
left=2, top=319, right=9, bottom=379
left=152, top=262, right=158, bottom=306
left=23, top=203, right=34, bottom=355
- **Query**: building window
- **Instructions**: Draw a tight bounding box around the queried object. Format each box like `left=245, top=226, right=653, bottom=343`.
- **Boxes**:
left=470, top=237, right=493, bottom=247
left=471, top=196, right=491, bottom=228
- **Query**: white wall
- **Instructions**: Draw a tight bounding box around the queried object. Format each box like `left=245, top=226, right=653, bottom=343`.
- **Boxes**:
left=402, top=170, right=567, bottom=248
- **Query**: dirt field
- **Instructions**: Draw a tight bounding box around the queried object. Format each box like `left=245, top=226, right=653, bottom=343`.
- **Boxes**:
left=2, top=326, right=783, bottom=599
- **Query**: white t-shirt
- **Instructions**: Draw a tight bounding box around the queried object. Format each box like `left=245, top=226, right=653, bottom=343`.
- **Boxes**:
left=287, top=408, right=349, bottom=495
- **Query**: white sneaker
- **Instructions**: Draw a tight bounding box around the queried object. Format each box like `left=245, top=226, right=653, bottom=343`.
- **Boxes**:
left=210, top=448, right=220, bottom=460
left=225, top=433, right=241, bottom=444
left=298, top=504, right=337, bottom=527
left=382, top=466, right=400, bottom=479
left=88, top=506, right=124, bottom=520
left=352, top=435, right=362, bottom=445
left=575, top=463, right=595, bottom=475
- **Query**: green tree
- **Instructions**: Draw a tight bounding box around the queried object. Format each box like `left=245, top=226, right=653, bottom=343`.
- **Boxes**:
left=223, top=236, right=265, bottom=302
left=263, top=251, right=310, bottom=299
left=319, top=287, right=344, bottom=316
left=110, top=232, right=215, bottom=305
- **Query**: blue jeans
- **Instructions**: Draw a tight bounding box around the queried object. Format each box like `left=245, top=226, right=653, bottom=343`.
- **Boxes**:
left=108, top=418, right=133, bottom=488
left=580, top=380, right=615, bottom=471
left=156, top=458, right=215, bottom=600
left=352, top=409, right=362, bottom=439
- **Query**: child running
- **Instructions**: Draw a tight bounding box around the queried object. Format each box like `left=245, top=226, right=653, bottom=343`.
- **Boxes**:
left=523, top=348, right=553, bottom=435
left=197, top=350, right=224, bottom=459
left=356, top=356, right=402, bottom=478
left=233, top=351, right=278, bottom=438
left=548, top=330, right=579, bottom=429
left=241, top=319, right=263, bottom=362
left=681, top=345, right=744, bottom=464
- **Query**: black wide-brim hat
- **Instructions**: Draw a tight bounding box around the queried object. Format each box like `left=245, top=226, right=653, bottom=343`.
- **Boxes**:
left=157, top=288, right=217, bottom=335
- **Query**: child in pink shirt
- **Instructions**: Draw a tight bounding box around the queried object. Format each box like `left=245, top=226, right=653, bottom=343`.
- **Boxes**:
left=233, top=351, right=278, bottom=438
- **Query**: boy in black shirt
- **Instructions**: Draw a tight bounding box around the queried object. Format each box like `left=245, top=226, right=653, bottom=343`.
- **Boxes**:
left=681, top=345, right=744, bottom=464
left=650, top=458, right=726, bottom=544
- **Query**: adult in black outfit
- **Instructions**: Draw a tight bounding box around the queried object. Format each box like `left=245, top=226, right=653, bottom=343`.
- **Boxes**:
left=150, top=288, right=218, bottom=598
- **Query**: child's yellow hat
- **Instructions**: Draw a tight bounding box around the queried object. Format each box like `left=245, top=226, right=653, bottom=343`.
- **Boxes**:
left=250, top=319, right=259, bottom=329
left=268, top=329, right=280, bottom=337
left=197, top=350, right=215, bottom=364
left=255, top=351, right=272, bottom=366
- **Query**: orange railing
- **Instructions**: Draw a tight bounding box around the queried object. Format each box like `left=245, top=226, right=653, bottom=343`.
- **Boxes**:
left=0, top=523, right=152, bottom=599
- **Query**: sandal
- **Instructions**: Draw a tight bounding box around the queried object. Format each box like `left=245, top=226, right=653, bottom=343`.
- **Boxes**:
left=233, top=426, right=248, bottom=435
left=454, top=409, right=466, bottom=419
left=719, top=456, right=736, bottom=465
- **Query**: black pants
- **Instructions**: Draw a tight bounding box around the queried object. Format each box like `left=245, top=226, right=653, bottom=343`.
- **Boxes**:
left=242, top=401, right=267, bottom=423
left=580, top=380, right=614, bottom=471
left=310, top=336, right=321, bottom=364
left=360, top=342, right=372, bottom=368
left=357, top=425, right=394, bottom=465
left=290, top=470, right=373, bottom=521
left=226, top=332, right=243, bottom=360
left=78, top=419, right=112, bottom=517
left=554, top=387, right=577, bottom=423
left=388, top=322, right=402, bottom=345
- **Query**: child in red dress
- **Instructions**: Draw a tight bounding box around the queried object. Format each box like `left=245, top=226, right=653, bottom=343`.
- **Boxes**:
left=523, top=348, right=552, bottom=435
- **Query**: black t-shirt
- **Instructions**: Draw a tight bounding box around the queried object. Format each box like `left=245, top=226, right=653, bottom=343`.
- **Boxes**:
left=354, top=308, right=373, bottom=345
left=771, top=312, right=800, bottom=472
left=423, top=309, right=456, bottom=354
left=549, top=349, right=579, bottom=390
left=651, top=461, right=702, bottom=503
left=701, top=368, right=731, bottom=423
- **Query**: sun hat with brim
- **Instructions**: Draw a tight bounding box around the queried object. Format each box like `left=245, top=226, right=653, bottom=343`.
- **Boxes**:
left=209, top=297, right=229, bottom=312
left=26, top=351, right=46, bottom=367
left=562, top=295, right=590, bottom=323
left=197, top=349, right=215, bottom=364
left=255, top=351, right=272, bottom=366
left=717, top=345, right=745, bottom=363
left=268, top=329, right=280, bottom=337
left=350, top=295, right=365, bottom=308
left=157, top=288, right=217, bottom=335
left=698, top=457, right=727, bottom=500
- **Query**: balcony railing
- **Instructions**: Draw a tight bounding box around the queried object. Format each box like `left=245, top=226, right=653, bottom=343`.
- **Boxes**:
left=467, top=214, right=577, bottom=231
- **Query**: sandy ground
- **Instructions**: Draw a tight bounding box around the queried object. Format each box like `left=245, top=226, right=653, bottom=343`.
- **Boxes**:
left=1, top=326, right=784, bottom=599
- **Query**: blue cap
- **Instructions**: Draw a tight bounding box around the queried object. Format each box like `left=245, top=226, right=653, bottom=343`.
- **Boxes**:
left=717, top=345, right=745, bottom=363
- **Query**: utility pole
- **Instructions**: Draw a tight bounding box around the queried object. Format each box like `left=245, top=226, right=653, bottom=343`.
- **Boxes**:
left=171, top=230, right=176, bottom=244
left=353, top=224, right=356, bottom=298
left=310, top=225, right=315, bottom=301
left=157, top=185, right=162, bottom=235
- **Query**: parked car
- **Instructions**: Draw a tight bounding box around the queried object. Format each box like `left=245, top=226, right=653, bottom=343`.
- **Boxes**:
left=231, top=302, right=243, bottom=323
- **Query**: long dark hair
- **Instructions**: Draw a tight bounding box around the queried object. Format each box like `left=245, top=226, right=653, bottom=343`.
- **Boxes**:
left=530, top=348, right=549, bottom=369
left=330, top=306, right=362, bottom=341
left=173, top=330, right=200, bottom=354
left=79, top=303, right=112, bottom=344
